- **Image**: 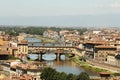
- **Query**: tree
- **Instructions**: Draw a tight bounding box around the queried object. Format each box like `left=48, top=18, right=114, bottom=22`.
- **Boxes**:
left=40, top=67, right=69, bottom=80
left=52, top=72, right=60, bottom=80
left=40, top=67, right=49, bottom=80
left=40, top=67, right=90, bottom=80
left=77, top=72, right=90, bottom=80
left=59, top=72, right=67, bottom=80
left=46, top=68, right=57, bottom=80
left=40, top=67, right=57, bottom=80
left=67, top=73, right=77, bottom=80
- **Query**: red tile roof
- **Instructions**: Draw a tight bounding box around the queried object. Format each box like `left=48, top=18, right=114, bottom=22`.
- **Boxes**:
left=95, top=45, right=116, bottom=49
left=0, top=51, right=9, bottom=55
left=85, top=41, right=109, bottom=45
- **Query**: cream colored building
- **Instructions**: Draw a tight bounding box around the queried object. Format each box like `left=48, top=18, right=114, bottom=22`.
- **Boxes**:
left=17, top=36, right=24, bottom=42
left=107, top=53, right=117, bottom=65
left=17, top=40, right=28, bottom=58
left=115, top=37, right=120, bottom=50
left=94, top=45, right=117, bottom=63
left=107, top=54, right=120, bottom=67
left=27, top=69, right=41, bottom=80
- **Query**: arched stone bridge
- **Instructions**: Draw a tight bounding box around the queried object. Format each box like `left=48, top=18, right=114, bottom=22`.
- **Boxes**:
left=28, top=45, right=83, bottom=61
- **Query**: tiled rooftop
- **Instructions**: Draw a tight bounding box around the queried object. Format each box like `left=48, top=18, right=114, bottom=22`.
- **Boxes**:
left=95, top=45, right=116, bottom=49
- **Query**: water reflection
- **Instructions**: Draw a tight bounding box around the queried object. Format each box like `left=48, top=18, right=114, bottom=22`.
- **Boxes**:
left=60, top=55, right=65, bottom=60
left=28, top=54, right=97, bottom=76
left=53, top=61, right=84, bottom=74
left=28, top=54, right=65, bottom=61
left=28, top=54, right=38, bottom=60
left=25, top=38, right=41, bottom=42
left=42, top=54, right=56, bottom=61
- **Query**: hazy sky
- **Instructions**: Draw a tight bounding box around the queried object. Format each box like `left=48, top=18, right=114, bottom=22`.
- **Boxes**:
left=0, top=0, right=120, bottom=26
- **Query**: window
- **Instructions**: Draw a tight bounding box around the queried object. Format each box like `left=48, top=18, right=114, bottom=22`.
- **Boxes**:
left=34, top=78, right=36, bottom=80
left=105, top=58, right=107, bottom=61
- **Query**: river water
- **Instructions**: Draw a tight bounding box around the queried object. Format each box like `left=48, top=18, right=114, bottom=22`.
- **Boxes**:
left=28, top=54, right=97, bottom=76
left=26, top=37, right=97, bottom=76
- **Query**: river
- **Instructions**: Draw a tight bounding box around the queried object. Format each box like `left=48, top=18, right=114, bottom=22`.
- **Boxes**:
left=28, top=54, right=97, bottom=76
left=26, top=37, right=97, bottom=76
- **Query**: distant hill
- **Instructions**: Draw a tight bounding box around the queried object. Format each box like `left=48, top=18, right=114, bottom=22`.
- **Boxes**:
left=0, top=14, right=120, bottom=27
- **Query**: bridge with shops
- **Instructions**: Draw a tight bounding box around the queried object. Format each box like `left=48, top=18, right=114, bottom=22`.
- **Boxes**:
left=28, top=42, right=83, bottom=61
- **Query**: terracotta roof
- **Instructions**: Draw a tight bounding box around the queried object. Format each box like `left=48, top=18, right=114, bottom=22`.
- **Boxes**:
left=0, top=78, right=10, bottom=80
left=11, top=65, right=17, bottom=69
left=16, top=63, right=44, bottom=71
left=60, top=30, right=69, bottom=33
left=0, top=45, right=9, bottom=47
left=108, top=52, right=116, bottom=56
left=11, top=47, right=18, bottom=50
left=18, top=43, right=28, bottom=45
left=12, top=74, right=33, bottom=80
left=115, top=37, right=120, bottom=40
left=85, top=41, right=109, bottom=45
left=17, top=64, right=28, bottom=70
left=47, top=29, right=54, bottom=32
left=18, top=40, right=28, bottom=45
left=4, top=60, right=16, bottom=63
left=95, top=45, right=116, bottom=49
left=0, top=51, right=9, bottom=55
left=20, top=74, right=33, bottom=80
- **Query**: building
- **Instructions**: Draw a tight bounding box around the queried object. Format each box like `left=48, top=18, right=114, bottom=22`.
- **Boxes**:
left=43, top=29, right=60, bottom=40
left=94, top=45, right=117, bottom=63
left=0, top=39, right=10, bottom=60
left=59, top=30, right=79, bottom=36
left=0, top=38, right=9, bottom=45
left=17, top=36, right=25, bottom=42
left=83, top=41, right=108, bottom=59
left=60, top=30, right=80, bottom=46
left=17, top=40, right=28, bottom=58
left=1, top=60, right=20, bottom=73
left=1, top=60, right=45, bottom=80
left=115, top=37, right=120, bottom=50
left=11, top=74, right=33, bottom=80
left=107, top=53, right=120, bottom=67
left=115, top=54, right=120, bottom=66
left=0, top=31, right=5, bottom=35
left=61, top=34, right=81, bottom=46
left=15, top=63, right=44, bottom=80
left=92, top=30, right=101, bottom=34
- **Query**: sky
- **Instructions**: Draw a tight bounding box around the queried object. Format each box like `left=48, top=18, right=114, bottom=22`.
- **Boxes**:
left=0, top=0, right=120, bottom=27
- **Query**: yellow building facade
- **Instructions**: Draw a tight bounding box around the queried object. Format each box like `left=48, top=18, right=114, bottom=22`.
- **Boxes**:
left=17, top=40, right=28, bottom=58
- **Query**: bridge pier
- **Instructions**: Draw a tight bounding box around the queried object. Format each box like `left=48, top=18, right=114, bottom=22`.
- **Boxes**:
left=38, top=53, right=42, bottom=61
left=55, top=53, right=60, bottom=61
left=55, top=53, right=66, bottom=61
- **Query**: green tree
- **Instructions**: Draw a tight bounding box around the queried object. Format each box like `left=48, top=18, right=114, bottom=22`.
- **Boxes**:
left=40, top=67, right=57, bottom=80
left=52, top=72, right=60, bottom=80
left=77, top=72, right=90, bottom=80
left=40, top=67, right=90, bottom=80
left=59, top=72, right=67, bottom=80
left=40, top=67, right=49, bottom=80
left=67, top=73, right=76, bottom=80
left=46, top=68, right=57, bottom=80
